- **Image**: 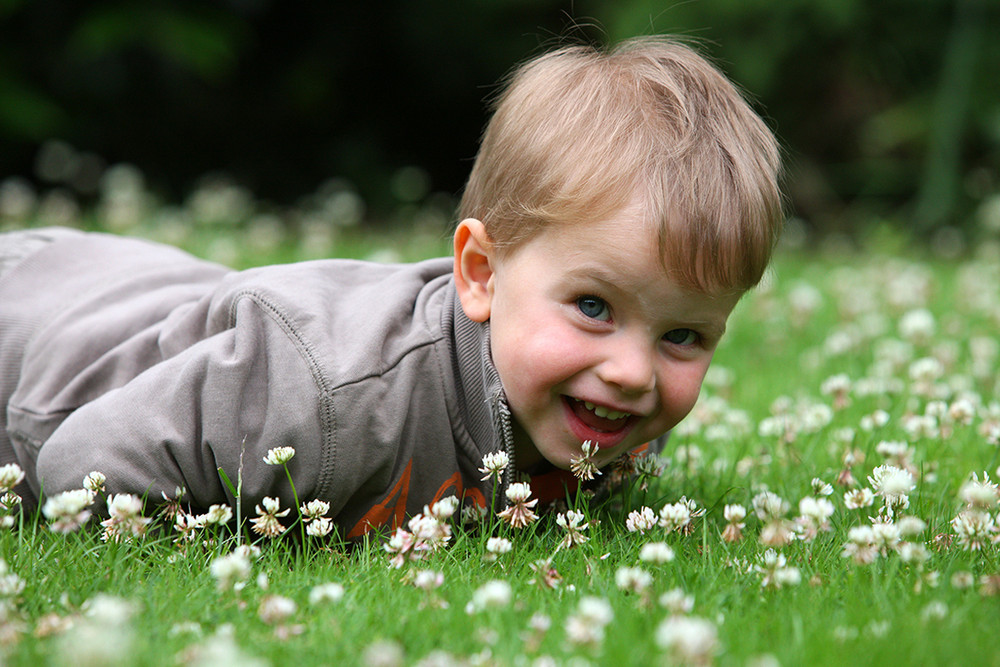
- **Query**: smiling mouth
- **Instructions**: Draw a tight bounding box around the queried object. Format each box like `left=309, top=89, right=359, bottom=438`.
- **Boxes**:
left=565, top=397, right=636, bottom=434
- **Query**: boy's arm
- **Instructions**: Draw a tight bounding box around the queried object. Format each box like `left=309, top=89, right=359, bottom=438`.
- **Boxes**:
left=34, top=296, right=330, bottom=517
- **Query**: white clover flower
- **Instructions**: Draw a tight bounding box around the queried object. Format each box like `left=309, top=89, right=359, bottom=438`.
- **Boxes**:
left=844, top=487, right=875, bottom=509
left=569, top=440, right=602, bottom=481
left=868, top=464, right=915, bottom=511
left=42, top=488, right=95, bottom=533
left=811, top=478, right=834, bottom=496
left=412, top=569, right=444, bottom=591
left=258, top=594, right=297, bottom=625
left=656, top=616, right=719, bottom=664
left=306, top=517, right=333, bottom=537
left=799, top=496, right=835, bottom=523
left=82, top=471, right=106, bottom=494
left=615, top=566, right=652, bottom=594
left=205, top=504, right=234, bottom=525
left=920, top=600, right=948, bottom=623
left=871, top=521, right=901, bottom=552
left=639, top=541, right=675, bottom=564
left=478, top=450, right=509, bottom=482
left=0, top=463, right=25, bottom=491
left=659, top=588, right=695, bottom=615
left=950, top=571, right=975, bottom=589
left=497, top=482, right=538, bottom=529
left=469, top=580, right=512, bottom=612
left=951, top=509, right=997, bottom=551
left=210, top=551, right=252, bottom=591
left=263, top=446, right=296, bottom=465
left=899, top=542, right=930, bottom=565
left=251, top=496, right=290, bottom=538
left=843, top=525, right=878, bottom=565
left=309, top=582, right=345, bottom=605
left=958, top=473, right=999, bottom=509
left=300, top=499, right=331, bottom=521
left=898, top=308, right=936, bottom=344
left=724, top=504, right=747, bottom=523
left=658, top=502, right=692, bottom=532
left=752, top=491, right=789, bottom=521
left=429, top=496, right=459, bottom=520
left=896, top=515, right=928, bottom=537
left=626, top=506, right=657, bottom=533
left=485, top=536, right=512, bottom=555
left=556, top=510, right=589, bottom=549
left=577, top=596, right=614, bottom=626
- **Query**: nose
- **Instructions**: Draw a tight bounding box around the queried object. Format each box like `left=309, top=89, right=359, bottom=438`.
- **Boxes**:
left=596, top=334, right=656, bottom=395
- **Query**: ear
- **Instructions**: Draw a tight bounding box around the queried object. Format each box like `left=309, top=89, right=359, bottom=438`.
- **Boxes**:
left=453, top=218, right=495, bottom=323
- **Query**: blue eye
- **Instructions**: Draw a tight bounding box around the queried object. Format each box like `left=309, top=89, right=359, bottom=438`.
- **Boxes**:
left=577, top=296, right=611, bottom=321
left=664, top=328, right=698, bottom=345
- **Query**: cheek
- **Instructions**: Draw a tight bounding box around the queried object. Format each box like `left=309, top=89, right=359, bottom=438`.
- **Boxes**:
left=659, top=361, right=712, bottom=421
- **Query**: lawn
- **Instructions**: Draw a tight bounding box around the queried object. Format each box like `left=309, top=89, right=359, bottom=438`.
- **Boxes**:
left=1, top=221, right=998, bottom=667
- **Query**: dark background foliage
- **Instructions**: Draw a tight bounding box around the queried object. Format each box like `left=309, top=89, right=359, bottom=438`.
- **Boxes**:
left=1, top=0, right=998, bottom=235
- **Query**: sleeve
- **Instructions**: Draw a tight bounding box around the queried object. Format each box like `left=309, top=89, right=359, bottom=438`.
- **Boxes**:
left=34, top=295, right=331, bottom=518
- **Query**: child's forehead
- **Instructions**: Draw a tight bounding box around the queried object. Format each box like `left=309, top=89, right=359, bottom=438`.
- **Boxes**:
left=520, top=213, right=738, bottom=299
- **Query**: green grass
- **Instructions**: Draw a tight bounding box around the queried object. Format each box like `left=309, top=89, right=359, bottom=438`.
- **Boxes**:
left=2, top=228, right=999, bottom=666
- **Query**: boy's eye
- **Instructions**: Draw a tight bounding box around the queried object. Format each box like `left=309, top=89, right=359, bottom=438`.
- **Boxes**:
left=664, top=328, right=698, bottom=346
left=576, top=296, right=611, bottom=321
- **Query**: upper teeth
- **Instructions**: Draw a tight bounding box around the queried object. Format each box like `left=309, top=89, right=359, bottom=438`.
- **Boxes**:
left=583, top=401, right=629, bottom=420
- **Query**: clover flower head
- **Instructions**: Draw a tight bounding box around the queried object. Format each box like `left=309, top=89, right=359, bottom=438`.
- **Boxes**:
left=0, top=463, right=25, bottom=491
left=205, top=503, right=234, bottom=525
left=556, top=509, right=590, bottom=549
left=101, top=493, right=152, bottom=542
left=842, top=525, right=878, bottom=564
left=306, top=517, right=334, bottom=537
left=722, top=503, right=747, bottom=542
left=799, top=496, right=835, bottom=522
left=951, top=508, right=997, bottom=551
left=497, top=482, right=538, bottom=529
left=658, top=501, right=692, bottom=533
left=565, top=596, right=613, bottom=644
left=811, top=478, right=834, bottom=496
left=626, top=506, right=657, bottom=533
left=656, top=615, right=719, bottom=664
left=82, top=471, right=106, bottom=494
left=42, top=488, right=94, bottom=533
left=844, top=487, right=876, bottom=509
left=469, top=580, right=512, bottom=612
left=300, top=499, right=331, bottom=521
left=412, top=569, right=444, bottom=591
left=899, top=541, right=930, bottom=565
left=615, top=566, right=652, bottom=594
left=210, top=550, right=252, bottom=591
left=258, top=594, right=297, bottom=625
left=427, top=495, right=459, bottom=521
left=868, top=464, right=915, bottom=513
left=528, top=558, right=562, bottom=589
left=309, top=582, right=345, bottom=605
left=659, top=588, right=695, bottom=615
left=958, top=472, right=999, bottom=509
left=752, top=491, right=790, bottom=521
left=639, top=541, right=675, bottom=564
left=478, top=450, right=510, bottom=482
left=485, top=536, right=512, bottom=556
left=263, top=446, right=296, bottom=465
left=569, top=440, right=602, bottom=481
left=251, top=496, right=290, bottom=538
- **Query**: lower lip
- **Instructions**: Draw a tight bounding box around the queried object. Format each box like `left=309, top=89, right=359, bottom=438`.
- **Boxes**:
left=562, top=397, right=636, bottom=450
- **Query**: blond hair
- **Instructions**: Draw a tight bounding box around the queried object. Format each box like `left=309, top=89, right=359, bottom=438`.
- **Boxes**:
left=459, top=36, right=783, bottom=292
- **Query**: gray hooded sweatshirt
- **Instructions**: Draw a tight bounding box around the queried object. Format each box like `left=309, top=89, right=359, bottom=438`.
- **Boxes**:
left=0, top=228, right=515, bottom=538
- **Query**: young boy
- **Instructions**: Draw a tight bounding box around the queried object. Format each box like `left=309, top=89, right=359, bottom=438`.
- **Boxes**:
left=0, top=36, right=782, bottom=538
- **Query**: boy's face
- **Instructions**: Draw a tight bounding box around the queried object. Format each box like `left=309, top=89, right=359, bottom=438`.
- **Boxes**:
left=454, top=210, right=742, bottom=472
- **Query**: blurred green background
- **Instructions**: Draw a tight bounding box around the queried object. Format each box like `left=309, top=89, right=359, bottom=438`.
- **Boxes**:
left=1, top=0, right=998, bottom=245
